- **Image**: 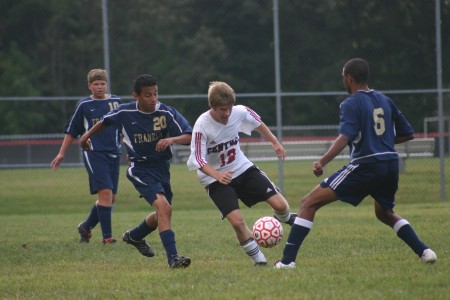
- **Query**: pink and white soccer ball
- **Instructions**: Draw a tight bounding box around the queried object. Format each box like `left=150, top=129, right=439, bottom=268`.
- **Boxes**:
left=252, top=216, right=283, bottom=248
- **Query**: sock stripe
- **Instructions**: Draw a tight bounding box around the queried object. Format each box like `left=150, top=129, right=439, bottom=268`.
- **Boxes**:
left=393, top=219, right=410, bottom=233
left=247, top=247, right=260, bottom=256
left=294, top=217, right=313, bottom=228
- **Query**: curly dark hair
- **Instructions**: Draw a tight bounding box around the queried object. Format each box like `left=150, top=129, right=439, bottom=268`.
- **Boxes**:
left=133, top=74, right=157, bottom=94
left=343, top=58, right=369, bottom=84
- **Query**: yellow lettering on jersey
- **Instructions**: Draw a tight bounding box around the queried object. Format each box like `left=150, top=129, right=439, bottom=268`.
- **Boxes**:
left=133, top=132, right=164, bottom=144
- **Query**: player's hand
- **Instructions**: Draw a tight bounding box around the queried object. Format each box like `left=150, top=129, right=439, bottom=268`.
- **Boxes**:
left=312, top=161, right=323, bottom=177
left=50, top=154, right=64, bottom=170
left=80, top=135, right=92, bottom=151
left=156, top=138, right=174, bottom=152
left=217, top=170, right=234, bottom=185
left=273, top=143, right=286, bottom=160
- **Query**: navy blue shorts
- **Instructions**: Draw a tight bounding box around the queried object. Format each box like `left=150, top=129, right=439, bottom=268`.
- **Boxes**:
left=126, top=161, right=173, bottom=205
left=320, top=160, right=399, bottom=210
left=82, top=151, right=120, bottom=195
left=207, top=165, right=280, bottom=219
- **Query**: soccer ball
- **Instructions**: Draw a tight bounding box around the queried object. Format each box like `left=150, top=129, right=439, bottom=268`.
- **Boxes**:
left=252, top=216, right=283, bottom=248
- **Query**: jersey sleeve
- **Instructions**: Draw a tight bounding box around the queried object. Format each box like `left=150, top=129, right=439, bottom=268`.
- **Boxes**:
left=337, top=98, right=360, bottom=141
left=63, top=100, right=87, bottom=138
left=168, top=107, right=192, bottom=138
left=390, top=101, right=414, bottom=137
left=101, top=104, right=124, bottom=127
left=101, top=112, right=116, bottom=127
left=187, top=121, right=208, bottom=170
left=239, top=105, right=262, bottom=135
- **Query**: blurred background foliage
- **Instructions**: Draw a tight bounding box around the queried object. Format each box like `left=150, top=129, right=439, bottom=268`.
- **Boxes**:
left=0, top=0, right=449, bottom=134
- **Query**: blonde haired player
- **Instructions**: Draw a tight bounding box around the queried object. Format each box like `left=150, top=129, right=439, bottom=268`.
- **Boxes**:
left=51, top=69, right=122, bottom=244
left=187, top=81, right=296, bottom=266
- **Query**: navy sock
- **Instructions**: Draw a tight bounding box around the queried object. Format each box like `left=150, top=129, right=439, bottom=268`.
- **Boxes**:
left=160, top=230, right=178, bottom=264
left=97, top=205, right=112, bottom=240
left=281, top=218, right=313, bottom=264
left=84, top=204, right=99, bottom=230
left=395, top=221, right=428, bottom=257
left=130, top=219, right=157, bottom=240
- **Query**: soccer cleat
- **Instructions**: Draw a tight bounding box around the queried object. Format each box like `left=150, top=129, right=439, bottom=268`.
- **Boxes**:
left=421, top=249, right=437, bottom=263
left=254, top=261, right=268, bottom=267
left=169, top=256, right=191, bottom=269
left=122, top=231, right=155, bottom=257
left=102, top=238, right=117, bottom=244
left=77, top=222, right=92, bottom=243
left=274, top=213, right=298, bottom=226
left=273, top=260, right=296, bottom=269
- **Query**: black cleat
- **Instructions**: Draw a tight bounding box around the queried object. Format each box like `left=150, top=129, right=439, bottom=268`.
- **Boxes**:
left=274, top=213, right=298, bottom=226
left=77, top=222, right=92, bottom=243
left=122, top=231, right=155, bottom=257
left=254, top=261, right=268, bottom=266
left=169, top=256, right=191, bottom=269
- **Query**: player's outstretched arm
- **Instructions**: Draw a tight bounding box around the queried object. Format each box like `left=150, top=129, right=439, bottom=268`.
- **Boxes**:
left=255, top=123, right=286, bottom=160
left=50, top=134, right=76, bottom=170
left=156, top=133, right=192, bottom=152
left=395, top=134, right=414, bottom=144
left=313, top=134, right=349, bottom=176
left=199, top=164, right=234, bottom=185
left=80, top=122, right=108, bottom=151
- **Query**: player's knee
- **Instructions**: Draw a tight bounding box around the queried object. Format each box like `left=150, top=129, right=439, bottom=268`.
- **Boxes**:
left=162, top=203, right=172, bottom=216
left=227, top=211, right=245, bottom=229
left=268, top=196, right=289, bottom=212
left=300, top=195, right=311, bottom=208
left=155, top=201, right=172, bottom=217
left=375, top=208, right=394, bottom=225
left=300, top=195, right=320, bottom=213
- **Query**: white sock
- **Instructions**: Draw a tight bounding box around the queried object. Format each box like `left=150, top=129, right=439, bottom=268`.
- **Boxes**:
left=274, top=210, right=290, bottom=223
left=393, top=219, right=409, bottom=233
left=241, top=238, right=266, bottom=263
left=294, top=217, right=313, bottom=228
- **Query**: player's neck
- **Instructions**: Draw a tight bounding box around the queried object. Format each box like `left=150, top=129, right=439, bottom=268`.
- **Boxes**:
left=91, top=94, right=110, bottom=100
left=351, top=85, right=370, bottom=94
left=209, top=110, right=228, bottom=125
left=137, top=103, right=156, bottom=113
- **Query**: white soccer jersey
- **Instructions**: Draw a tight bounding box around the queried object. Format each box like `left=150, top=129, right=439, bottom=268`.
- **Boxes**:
left=187, top=105, right=262, bottom=187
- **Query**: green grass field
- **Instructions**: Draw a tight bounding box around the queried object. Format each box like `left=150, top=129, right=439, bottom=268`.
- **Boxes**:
left=0, top=160, right=449, bottom=299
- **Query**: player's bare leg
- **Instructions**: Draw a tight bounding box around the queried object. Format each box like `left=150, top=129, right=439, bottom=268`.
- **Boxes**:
left=299, top=185, right=337, bottom=221
left=144, top=212, right=158, bottom=228
left=226, top=210, right=267, bottom=265
left=374, top=201, right=436, bottom=263
left=97, top=189, right=113, bottom=207
left=266, top=194, right=297, bottom=225
left=275, top=186, right=337, bottom=268
left=226, top=209, right=252, bottom=243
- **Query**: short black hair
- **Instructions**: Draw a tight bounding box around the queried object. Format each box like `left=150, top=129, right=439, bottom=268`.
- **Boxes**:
left=133, top=74, right=157, bottom=94
left=344, top=58, right=369, bottom=84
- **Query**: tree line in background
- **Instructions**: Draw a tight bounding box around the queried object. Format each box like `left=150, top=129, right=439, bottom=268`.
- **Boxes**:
left=0, top=0, right=449, bottom=135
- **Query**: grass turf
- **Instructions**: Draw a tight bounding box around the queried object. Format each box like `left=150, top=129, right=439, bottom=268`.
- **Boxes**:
left=0, top=159, right=448, bottom=299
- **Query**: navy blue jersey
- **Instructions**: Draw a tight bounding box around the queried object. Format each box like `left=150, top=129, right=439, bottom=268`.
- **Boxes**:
left=102, top=102, right=192, bottom=162
left=338, top=90, right=414, bottom=163
left=64, top=95, right=122, bottom=153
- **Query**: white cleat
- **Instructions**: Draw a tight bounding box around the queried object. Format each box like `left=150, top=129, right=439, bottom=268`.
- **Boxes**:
left=421, top=249, right=437, bottom=264
left=273, top=260, right=296, bottom=269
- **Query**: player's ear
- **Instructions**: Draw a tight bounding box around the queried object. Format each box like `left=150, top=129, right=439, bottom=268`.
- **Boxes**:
left=132, top=92, right=139, bottom=101
left=344, top=73, right=352, bottom=84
